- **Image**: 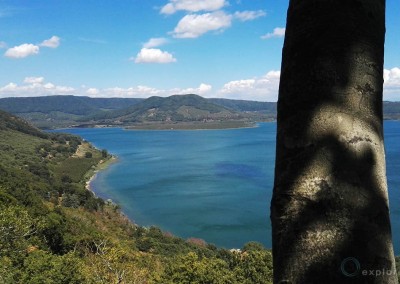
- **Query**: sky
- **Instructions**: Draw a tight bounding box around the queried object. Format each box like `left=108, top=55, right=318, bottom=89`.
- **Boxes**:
left=0, top=0, right=399, bottom=101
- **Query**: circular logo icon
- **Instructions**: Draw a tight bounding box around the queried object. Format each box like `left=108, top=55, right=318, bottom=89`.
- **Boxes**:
left=341, top=257, right=361, bottom=277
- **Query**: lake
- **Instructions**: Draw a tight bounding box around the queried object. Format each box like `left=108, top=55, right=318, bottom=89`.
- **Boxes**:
left=56, top=122, right=400, bottom=253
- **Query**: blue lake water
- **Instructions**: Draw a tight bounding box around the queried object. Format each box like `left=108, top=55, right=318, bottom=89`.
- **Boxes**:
left=56, top=122, right=400, bottom=253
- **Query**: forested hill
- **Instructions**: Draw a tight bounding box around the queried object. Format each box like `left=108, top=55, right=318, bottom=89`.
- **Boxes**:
left=0, top=95, right=399, bottom=129
left=0, top=109, right=47, bottom=138
left=0, top=95, right=142, bottom=115
left=209, top=98, right=277, bottom=112
left=0, top=110, right=276, bottom=283
left=85, top=94, right=236, bottom=122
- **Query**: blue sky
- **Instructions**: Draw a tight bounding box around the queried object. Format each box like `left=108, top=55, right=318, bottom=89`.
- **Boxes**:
left=0, top=0, right=399, bottom=101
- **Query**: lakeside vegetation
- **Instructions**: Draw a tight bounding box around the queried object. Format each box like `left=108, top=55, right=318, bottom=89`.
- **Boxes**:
left=0, top=109, right=276, bottom=283
left=1, top=109, right=399, bottom=283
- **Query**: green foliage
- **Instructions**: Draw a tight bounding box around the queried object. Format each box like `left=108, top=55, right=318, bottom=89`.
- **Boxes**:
left=18, top=250, right=85, bottom=284
left=232, top=250, right=273, bottom=284
left=0, top=109, right=277, bottom=284
left=242, top=241, right=266, bottom=252
left=161, top=252, right=235, bottom=284
left=85, top=151, right=93, bottom=158
left=0, top=205, right=38, bottom=258
left=161, top=249, right=273, bottom=284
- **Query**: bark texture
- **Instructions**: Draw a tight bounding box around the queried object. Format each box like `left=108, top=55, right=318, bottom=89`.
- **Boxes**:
left=271, top=0, right=397, bottom=283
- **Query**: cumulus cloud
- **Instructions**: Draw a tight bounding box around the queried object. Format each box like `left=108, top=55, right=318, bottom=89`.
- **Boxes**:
left=40, top=36, right=60, bottom=48
left=86, top=88, right=100, bottom=96
left=0, top=77, right=75, bottom=98
left=0, top=77, right=213, bottom=99
left=4, top=43, right=39, bottom=58
left=172, top=11, right=232, bottom=38
left=175, top=83, right=212, bottom=95
left=234, top=10, right=266, bottom=22
left=133, top=48, right=177, bottom=63
left=384, top=67, right=400, bottom=101
left=101, top=86, right=162, bottom=98
left=261, top=27, right=286, bottom=39
left=143, top=37, right=168, bottom=48
left=4, top=35, right=60, bottom=59
left=99, top=83, right=211, bottom=98
left=161, top=0, right=227, bottom=14
left=218, top=70, right=281, bottom=101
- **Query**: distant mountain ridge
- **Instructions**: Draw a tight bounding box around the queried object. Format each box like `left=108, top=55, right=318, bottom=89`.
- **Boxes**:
left=1, top=94, right=399, bottom=129
left=0, top=95, right=142, bottom=115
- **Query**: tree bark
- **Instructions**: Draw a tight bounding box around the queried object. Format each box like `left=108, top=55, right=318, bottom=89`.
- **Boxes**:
left=271, top=0, right=397, bottom=283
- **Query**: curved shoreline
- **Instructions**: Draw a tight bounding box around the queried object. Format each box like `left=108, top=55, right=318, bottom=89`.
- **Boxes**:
left=85, top=155, right=118, bottom=192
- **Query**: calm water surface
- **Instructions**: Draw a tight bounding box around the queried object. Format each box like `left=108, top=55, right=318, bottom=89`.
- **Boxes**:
left=57, top=122, right=400, bottom=253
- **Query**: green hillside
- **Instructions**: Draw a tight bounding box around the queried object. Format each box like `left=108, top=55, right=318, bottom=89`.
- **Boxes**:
left=85, top=94, right=237, bottom=123
left=209, top=98, right=277, bottom=113
left=0, top=96, right=142, bottom=129
left=0, top=96, right=142, bottom=115
left=0, top=110, right=274, bottom=283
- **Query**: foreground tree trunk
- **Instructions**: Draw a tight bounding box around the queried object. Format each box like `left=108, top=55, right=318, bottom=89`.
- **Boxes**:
left=271, top=0, right=397, bottom=283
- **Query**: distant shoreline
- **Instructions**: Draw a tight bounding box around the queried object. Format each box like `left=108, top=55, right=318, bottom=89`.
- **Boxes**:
left=124, top=121, right=260, bottom=131
left=85, top=155, right=118, bottom=192
left=58, top=120, right=275, bottom=131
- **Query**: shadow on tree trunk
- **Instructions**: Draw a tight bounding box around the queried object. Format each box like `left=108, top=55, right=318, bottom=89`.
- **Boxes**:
left=271, top=0, right=397, bottom=283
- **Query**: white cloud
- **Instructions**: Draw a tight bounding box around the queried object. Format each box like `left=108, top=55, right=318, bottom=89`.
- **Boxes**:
left=24, top=77, right=45, bottom=84
left=101, top=84, right=212, bottom=98
left=102, top=86, right=164, bottom=98
left=0, top=77, right=75, bottom=98
left=384, top=67, right=400, bottom=101
left=40, top=36, right=60, bottom=48
left=161, top=0, right=227, bottom=14
left=4, top=36, right=60, bottom=59
left=234, top=10, right=266, bottom=22
left=261, top=27, right=286, bottom=39
left=4, top=43, right=39, bottom=58
left=43, top=83, right=55, bottom=89
left=172, top=11, right=232, bottom=38
left=143, top=37, right=168, bottom=48
left=0, top=82, right=18, bottom=92
left=176, top=83, right=212, bottom=95
left=3, top=68, right=399, bottom=102
left=86, top=88, right=100, bottom=95
left=133, top=48, right=177, bottom=63
left=218, top=71, right=281, bottom=101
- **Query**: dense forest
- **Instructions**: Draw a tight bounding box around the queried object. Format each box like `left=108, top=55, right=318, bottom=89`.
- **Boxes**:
left=0, top=109, right=278, bottom=283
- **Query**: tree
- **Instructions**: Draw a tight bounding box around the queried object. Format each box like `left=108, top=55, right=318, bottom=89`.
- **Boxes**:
left=271, top=0, right=397, bottom=283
